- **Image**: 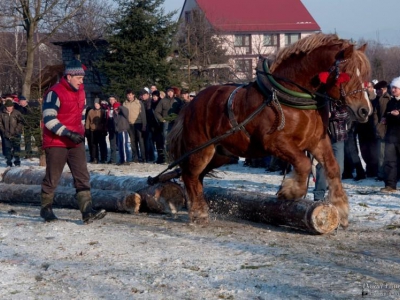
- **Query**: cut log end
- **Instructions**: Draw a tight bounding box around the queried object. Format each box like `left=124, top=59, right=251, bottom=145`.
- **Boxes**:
left=309, top=203, right=340, bottom=234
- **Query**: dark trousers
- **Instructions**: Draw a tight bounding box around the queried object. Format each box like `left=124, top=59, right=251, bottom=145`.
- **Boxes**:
left=3, top=135, right=21, bottom=166
left=343, top=128, right=364, bottom=178
left=145, top=130, right=155, bottom=162
left=24, top=129, right=33, bottom=157
left=359, top=138, right=378, bottom=177
left=383, top=142, right=400, bottom=189
left=153, top=129, right=165, bottom=163
left=41, top=144, right=90, bottom=195
left=108, top=129, right=117, bottom=163
left=128, top=123, right=146, bottom=162
left=89, top=131, right=107, bottom=162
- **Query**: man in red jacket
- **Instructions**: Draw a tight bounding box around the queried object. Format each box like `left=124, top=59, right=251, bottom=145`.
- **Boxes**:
left=40, top=59, right=107, bottom=223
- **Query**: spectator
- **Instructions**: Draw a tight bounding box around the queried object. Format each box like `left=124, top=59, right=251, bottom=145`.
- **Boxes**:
left=380, top=76, right=400, bottom=192
left=181, top=89, right=190, bottom=104
left=123, top=89, right=147, bottom=163
left=15, top=96, right=35, bottom=158
left=113, top=102, right=130, bottom=165
left=314, top=101, right=349, bottom=201
left=150, top=85, right=158, bottom=94
left=151, top=91, right=165, bottom=164
left=373, top=80, right=391, bottom=181
left=189, top=91, right=196, bottom=101
left=0, top=99, right=25, bottom=167
left=40, top=59, right=106, bottom=223
left=85, top=99, right=108, bottom=163
left=154, top=87, right=183, bottom=152
left=106, top=96, right=118, bottom=164
left=141, top=89, right=156, bottom=162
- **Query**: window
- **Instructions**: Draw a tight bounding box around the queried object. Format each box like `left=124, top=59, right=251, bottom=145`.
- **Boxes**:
left=263, top=34, right=278, bottom=46
left=285, top=33, right=300, bottom=46
left=234, top=34, right=250, bottom=47
left=185, top=11, right=192, bottom=23
left=235, top=59, right=252, bottom=73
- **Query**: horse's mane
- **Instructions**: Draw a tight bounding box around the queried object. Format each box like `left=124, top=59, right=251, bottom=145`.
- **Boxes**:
left=270, top=33, right=345, bottom=72
left=270, top=32, right=371, bottom=91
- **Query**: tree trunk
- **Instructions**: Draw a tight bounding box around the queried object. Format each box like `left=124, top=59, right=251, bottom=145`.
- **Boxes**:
left=204, top=187, right=339, bottom=234
left=0, top=183, right=139, bottom=213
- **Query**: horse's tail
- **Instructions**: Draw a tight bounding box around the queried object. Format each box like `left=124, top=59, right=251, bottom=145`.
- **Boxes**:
left=167, top=105, right=188, bottom=162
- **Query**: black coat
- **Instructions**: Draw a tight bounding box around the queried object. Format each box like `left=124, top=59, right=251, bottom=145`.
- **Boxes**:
left=384, top=97, right=400, bottom=143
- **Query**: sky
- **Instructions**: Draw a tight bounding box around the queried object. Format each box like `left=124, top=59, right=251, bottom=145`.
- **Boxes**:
left=162, top=0, right=400, bottom=46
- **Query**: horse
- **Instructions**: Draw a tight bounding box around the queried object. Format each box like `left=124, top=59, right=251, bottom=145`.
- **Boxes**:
left=168, top=33, right=371, bottom=229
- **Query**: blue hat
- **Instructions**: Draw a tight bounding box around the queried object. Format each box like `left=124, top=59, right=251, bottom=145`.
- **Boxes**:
left=19, top=96, right=27, bottom=101
left=64, top=59, right=86, bottom=76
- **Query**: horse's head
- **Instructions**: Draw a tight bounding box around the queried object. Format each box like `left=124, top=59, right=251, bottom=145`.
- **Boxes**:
left=319, top=44, right=372, bottom=123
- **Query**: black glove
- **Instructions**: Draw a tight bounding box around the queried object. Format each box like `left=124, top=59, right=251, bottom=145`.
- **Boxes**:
left=66, top=131, right=85, bottom=144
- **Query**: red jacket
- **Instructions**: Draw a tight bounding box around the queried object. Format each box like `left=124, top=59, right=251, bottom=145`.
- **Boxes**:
left=42, top=77, right=86, bottom=148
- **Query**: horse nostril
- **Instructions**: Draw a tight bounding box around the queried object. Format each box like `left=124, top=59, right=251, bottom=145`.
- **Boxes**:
left=359, top=107, right=369, bottom=118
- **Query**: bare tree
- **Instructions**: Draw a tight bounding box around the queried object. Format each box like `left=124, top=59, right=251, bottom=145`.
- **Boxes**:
left=173, top=9, right=229, bottom=89
left=0, top=0, right=89, bottom=99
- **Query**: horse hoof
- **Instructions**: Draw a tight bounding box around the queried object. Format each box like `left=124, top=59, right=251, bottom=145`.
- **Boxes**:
left=189, top=211, right=209, bottom=225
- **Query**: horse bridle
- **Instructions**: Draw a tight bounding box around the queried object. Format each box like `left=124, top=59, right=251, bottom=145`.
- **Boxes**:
left=327, top=58, right=367, bottom=105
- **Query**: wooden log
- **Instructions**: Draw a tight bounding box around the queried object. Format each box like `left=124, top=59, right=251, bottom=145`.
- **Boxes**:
left=0, top=183, right=140, bottom=213
left=0, top=181, right=185, bottom=215
left=204, top=187, right=339, bottom=234
left=2, top=166, right=150, bottom=191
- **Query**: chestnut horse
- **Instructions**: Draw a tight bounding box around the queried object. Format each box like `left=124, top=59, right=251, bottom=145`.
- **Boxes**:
left=168, top=33, right=371, bottom=228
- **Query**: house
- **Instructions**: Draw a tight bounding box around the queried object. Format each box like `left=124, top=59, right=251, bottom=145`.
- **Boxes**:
left=179, top=0, right=320, bottom=80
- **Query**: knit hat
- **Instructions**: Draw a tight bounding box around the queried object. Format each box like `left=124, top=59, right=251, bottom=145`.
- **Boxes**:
left=113, top=102, right=121, bottom=109
left=64, top=59, right=86, bottom=76
left=152, top=90, right=160, bottom=97
left=19, top=96, right=27, bottom=101
left=139, top=89, right=149, bottom=96
left=374, top=81, right=388, bottom=90
left=391, top=77, right=400, bottom=89
left=5, top=99, right=14, bottom=107
left=94, top=98, right=100, bottom=105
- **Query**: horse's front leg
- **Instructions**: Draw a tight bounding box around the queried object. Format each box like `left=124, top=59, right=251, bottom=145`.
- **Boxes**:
left=182, top=174, right=209, bottom=224
left=311, top=138, right=349, bottom=229
left=276, top=149, right=312, bottom=200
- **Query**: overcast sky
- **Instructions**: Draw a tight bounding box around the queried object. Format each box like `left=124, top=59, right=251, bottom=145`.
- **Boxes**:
left=163, top=0, right=400, bottom=46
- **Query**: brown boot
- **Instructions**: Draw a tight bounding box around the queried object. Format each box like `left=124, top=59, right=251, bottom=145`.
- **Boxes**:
left=40, top=192, right=58, bottom=222
left=76, top=190, right=107, bottom=224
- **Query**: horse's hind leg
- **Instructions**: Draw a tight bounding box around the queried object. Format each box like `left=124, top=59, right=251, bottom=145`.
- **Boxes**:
left=181, top=147, right=216, bottom=224
left=311, top=139, right=349, bottom=228
left=276, top=149, right=312, bottom=200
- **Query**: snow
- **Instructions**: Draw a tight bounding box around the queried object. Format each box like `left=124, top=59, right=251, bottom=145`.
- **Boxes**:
left=1, top=156, right=400, bottom=299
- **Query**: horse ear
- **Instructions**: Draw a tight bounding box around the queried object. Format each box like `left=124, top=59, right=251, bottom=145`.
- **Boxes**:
left=357, top=43, right=367, bottom=53
left=342, top=44, right=355, bottom=59
left=318, top=72, right=330, bottom=84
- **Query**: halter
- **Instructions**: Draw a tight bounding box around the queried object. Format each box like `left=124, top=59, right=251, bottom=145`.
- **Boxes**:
left=327, top=58, right=367, bottom=104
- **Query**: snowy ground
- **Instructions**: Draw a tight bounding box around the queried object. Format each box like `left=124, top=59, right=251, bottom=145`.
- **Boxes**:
left=0, top=156, right=400, bottom=299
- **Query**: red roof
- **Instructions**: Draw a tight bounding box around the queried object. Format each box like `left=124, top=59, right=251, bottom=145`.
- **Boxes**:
left=192, top=0, right=320, bottom=32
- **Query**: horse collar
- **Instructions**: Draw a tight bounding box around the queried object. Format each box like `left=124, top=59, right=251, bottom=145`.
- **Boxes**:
left=227, top=85, right=251, bottom=138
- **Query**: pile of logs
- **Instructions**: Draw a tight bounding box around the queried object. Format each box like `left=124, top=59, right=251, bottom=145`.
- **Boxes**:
left=0, top=167, right=339, bottom=234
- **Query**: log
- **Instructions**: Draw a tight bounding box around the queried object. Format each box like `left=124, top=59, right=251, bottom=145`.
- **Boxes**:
left=0, top=181, right=185, bottom=215
left=2, top=166, right=151, bottom=191
left=0, top=183, right=140, bottom=213
left=204, top=187, right=339, bottom=234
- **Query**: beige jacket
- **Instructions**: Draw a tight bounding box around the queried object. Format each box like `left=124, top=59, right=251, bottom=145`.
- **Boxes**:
left=123, top=99, right=147, bottom=126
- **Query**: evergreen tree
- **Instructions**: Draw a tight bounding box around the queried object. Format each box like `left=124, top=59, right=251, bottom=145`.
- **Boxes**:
left=97, top=0, right=178, bottom=98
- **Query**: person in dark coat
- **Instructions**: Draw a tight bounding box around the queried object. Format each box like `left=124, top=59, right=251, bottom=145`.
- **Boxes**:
left=380, top=76, right=400, bottom=192
left=0, top=100, right=25, bottom=167
left=113, top=102, right=130, bottom=165
left=373, top=80, right=391, bottom=180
